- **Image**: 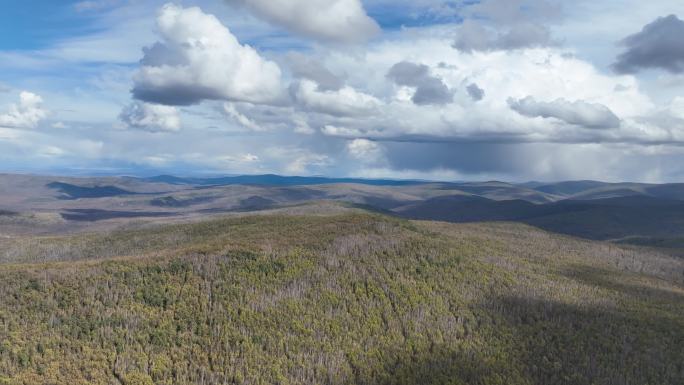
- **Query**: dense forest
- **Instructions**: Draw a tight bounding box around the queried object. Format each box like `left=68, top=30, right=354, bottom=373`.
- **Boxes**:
left=0, top=212, right=682, bottom=384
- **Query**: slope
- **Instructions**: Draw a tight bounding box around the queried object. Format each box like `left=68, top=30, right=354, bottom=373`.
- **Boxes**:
left=0, top=210, right=682, bottom=385
left=394, top=195, right=684, bottom=246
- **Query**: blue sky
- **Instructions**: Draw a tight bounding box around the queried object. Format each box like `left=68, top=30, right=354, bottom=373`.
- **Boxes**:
left=0, top=0, right=99, bottom=50
left=1, top=0, right=684, bottom=182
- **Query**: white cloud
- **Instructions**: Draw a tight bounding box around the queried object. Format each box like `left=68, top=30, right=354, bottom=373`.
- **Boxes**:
left=74, top=0, right=123, bottom=12
left=174, top=152, right=264, bottom=173
left=669, top=96, right=684, bottom=120
left=223, top=103, right=263, bottom=131
left=225, top=0, right=380, bottom=43
left=132, top=3, right=283, bottom=106
left=179, top=34, right=662, bottom=153
left=293, top=114, right=315, bottom=134
left=37, top=146, right=67, bottom=158
left=215, top=153, right=260, bottom=164
left=306, top=37, right=658, bottom=144
left=293, top=79, right=380, bottom=117
left=0, top=127, right=25, bottom=142
left=0, top=126, right=104, bottom=162
left=119, top=101, right=181, bottom=132
left=508, top=96, right=621, bottom=129
left=0, top=92, right=48, bottom=129
left=5, top=1, right=684, bottom=182
left=260, top=146, right=333, bottom=175
left=142, top=154, right=173, bottom=167
left=321, top=125, right=367, bottom=137
left=285, top=153, right=332, bottom=174
left=47, top=9, right=156, bottom=64
left=352, top=167, right=465, bottom=182
left=347, top=139, right=385, bottom=163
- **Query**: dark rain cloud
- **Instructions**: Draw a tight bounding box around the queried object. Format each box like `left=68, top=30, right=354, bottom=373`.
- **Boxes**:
left=383, top=141, right=530, bottom=175
left=386, top=61, right=453, bottom=105
left=613, top=15, right=684, bottom=74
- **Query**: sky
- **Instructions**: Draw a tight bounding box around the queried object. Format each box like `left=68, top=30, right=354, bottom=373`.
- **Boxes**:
left=1, top=0, right=684, bottom=182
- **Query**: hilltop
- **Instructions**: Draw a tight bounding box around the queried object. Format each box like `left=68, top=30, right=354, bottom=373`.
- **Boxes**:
left=0, top=207, right=682, bottom=384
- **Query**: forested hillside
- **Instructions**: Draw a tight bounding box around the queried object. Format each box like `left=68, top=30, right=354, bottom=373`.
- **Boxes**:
left=0, top=211, right=682, bottom=384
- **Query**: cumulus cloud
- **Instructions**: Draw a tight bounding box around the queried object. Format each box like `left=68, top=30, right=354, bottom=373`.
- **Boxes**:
left=613, top=15, right=684, bottom=74
left=224, top=0, right=380, bottom=43
left=386, top=61, right=453, bottom=105
left=347, top=139, right=384, bottom=163
left=0, top=92, right=48, bottom=129
left=292, top=79, right=380, bottom=117
left=5, top=1, right=684, bottom=182
left=132, top=4, right=283, bottom=106
left=467, top=83, right=485, bottom=101
left=119, top=101, right=181, bottom=132
left=301, top=40, right=653, bottom=146
left=508, top=96, right=621, bottom=129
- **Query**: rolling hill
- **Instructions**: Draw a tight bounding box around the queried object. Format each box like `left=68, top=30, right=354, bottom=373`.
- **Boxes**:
left=0, top=208, right=682, bottom=384
left=2, top=174, right=684, bottom=249
left=1, top=174, right=684, bottom=384
left=47, top=182, right=138, bottom=200
left=143, top=174, right=426, bottom=187
left=395, top=194, right=684, bottom=244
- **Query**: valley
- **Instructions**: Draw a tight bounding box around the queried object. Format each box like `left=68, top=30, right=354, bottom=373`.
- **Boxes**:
left=3, top=174, right=684, bottom=249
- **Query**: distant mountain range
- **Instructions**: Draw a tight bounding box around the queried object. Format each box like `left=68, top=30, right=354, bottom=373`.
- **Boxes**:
left=2, top=173, right=684, bottom=249
left=143, top=174, right=425, bottom=187
left=143, top=175, right=684, bottom=202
